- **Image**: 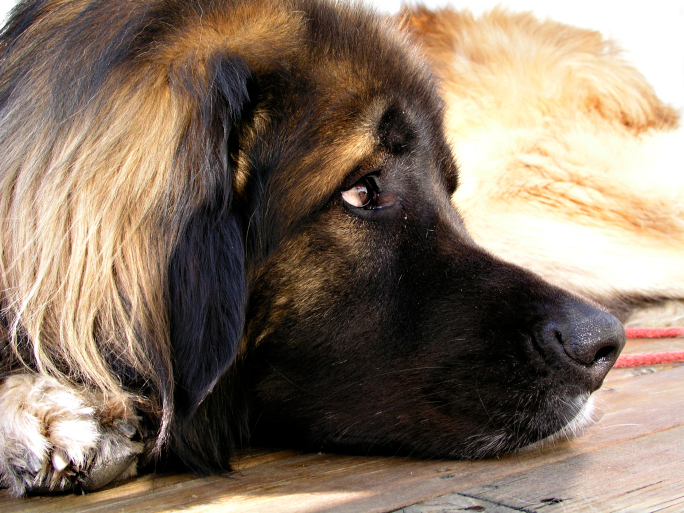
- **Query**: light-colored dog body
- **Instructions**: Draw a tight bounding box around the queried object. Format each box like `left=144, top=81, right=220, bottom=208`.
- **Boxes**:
left=405, top=8, right=684, bottom=323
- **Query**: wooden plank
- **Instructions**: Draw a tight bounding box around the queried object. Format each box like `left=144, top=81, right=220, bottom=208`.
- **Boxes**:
left=397, top=493, right=521, bottom=512
left=451, top=425, right=684, bottom=512
left=622, top=337, right=684, bottom=355
left=2, top=362, right=683, bottom=512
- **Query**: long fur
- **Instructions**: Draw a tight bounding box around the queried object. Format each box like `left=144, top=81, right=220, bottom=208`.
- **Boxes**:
left=0, top=0, right=281, bottom=442
left=403, top=7, right=684, bottom=323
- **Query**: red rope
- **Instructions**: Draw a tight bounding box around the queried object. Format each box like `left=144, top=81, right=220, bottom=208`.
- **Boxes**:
left=625, top=327, right=684, bottom=339
left=615, top=327, right=684, bottom=368
left=615, top=351, right=684, bottom=368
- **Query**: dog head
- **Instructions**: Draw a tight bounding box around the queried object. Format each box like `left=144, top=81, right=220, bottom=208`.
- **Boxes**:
left=0, top=0, right=625, bottom=472
left=159, top=0, right=625, bottom=465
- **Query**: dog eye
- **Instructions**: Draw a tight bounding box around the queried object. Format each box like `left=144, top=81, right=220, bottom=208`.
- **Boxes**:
left=341, top=176, right=379, bottom=209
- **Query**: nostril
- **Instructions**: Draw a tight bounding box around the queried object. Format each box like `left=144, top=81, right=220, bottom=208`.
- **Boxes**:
left=565, top=312, right=625, bottom=367
left=593, top=344, right=618, bottom=365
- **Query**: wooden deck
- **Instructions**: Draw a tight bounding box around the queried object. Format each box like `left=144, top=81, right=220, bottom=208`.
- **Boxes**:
left=3, top=336, right=684, bottom=512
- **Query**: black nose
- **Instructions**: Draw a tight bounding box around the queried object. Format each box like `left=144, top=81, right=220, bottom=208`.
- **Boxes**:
left=536, top=301, right=626, bottom=391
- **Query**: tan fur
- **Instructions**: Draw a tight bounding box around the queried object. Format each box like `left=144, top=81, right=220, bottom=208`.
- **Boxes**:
left=0, top=0, right=310, bottom=438
left=403, top=7, right=684, bottom=320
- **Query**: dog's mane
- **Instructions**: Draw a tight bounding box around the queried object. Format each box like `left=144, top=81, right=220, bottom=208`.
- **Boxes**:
left=0, top=0, right=310, bottom=445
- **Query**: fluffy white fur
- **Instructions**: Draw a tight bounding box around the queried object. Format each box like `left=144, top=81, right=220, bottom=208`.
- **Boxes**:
left=521, top=394, right=596, bottom=454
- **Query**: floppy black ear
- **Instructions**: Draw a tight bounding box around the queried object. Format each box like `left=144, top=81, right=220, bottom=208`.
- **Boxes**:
left=167, top=55, right=251, bottom=418
left=168, top=207, right=246, bottom=417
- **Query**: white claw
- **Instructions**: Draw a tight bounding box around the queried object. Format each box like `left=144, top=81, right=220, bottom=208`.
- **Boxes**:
left=52, top=449, right=69, bottom=472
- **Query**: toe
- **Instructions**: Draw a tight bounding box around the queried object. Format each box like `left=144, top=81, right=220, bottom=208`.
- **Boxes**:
left=81, top=452, right=138, bottom=491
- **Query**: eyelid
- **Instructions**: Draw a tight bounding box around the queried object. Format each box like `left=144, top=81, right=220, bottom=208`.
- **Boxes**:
left=375, top=190, right=398, bottom=208
left=341, top=167, right=381, bottom=192
left=341, top=151, right=387, bottom=191
left=364, top=174, right=381, bottom=193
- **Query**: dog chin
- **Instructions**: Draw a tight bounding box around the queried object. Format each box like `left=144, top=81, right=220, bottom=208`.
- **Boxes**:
left=520, top=393, right=598, bottom=455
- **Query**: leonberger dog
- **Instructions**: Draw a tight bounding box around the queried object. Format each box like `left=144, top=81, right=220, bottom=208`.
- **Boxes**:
left=404, top=7, right=684, bottom=326
left=0, top=0, right=625, bottom=496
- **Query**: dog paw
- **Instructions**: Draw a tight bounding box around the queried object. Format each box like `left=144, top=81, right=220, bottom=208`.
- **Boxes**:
left=0, top=374, right=143, bottom=496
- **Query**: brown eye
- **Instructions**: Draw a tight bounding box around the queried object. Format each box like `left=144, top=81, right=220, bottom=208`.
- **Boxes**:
left=341, top=176, right=378, bottom=208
